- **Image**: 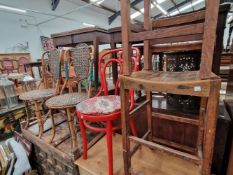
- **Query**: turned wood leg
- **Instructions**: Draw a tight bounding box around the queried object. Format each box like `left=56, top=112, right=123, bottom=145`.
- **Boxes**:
left=49, top=109, right=56, bottom=143
left=66, top=108, right=77, bottom=149
left=24, top=101, right=30, bottom=129
left=34, top=101, right=44, bottom=138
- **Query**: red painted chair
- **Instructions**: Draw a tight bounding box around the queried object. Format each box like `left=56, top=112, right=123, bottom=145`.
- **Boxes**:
left=76, top=47, right=140, bottom=175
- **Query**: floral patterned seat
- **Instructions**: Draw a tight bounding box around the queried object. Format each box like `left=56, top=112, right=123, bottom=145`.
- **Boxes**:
left=76, top=95, right=121, bottom=115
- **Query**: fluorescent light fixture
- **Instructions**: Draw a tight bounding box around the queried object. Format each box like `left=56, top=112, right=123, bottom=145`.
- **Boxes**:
left=156, top=4, right=167, bottom=15
left=156, top=0, right=167, bottom=4
left=227, top=15, right=233, bottom=23
left=90, top=0, right=104, bottom=5
left=131, top=4, right=156, bottom=19
left=96, top=0, right=104, bottom=5
left=82, top=22, right=95, bottom=27
left=170, top=0, right=205, bottom=16
left=0, top=4, right=26, bottom=13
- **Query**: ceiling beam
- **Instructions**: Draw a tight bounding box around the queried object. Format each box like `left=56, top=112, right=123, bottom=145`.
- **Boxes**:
left=108, top=0, right=144, bottom=25
left=153, top=0, right=192, bottom=19
left=170, top=0, right=180, bottom=14
left=80, top=0, right=116, bottom=13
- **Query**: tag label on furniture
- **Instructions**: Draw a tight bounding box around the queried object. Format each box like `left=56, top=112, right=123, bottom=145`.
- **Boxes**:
left=194, top=86, right=201, bottom=92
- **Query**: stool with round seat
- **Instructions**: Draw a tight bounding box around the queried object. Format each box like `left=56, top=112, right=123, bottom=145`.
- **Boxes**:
left=76, top=47, right=140, bottom=175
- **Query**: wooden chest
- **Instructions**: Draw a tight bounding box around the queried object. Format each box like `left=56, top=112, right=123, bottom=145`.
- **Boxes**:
left=21, top=116, right=103, bottom=175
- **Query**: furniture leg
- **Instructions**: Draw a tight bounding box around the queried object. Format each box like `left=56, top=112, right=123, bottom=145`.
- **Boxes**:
left=202, top=80, right=221, bottom=175
left=35, top=101, right=44, bottom=138
left=49, top=109, right=56, bottom=143
left=120, top=81, right=131, bottom=175
left=227, top=140, right=233, bottom=175
left=106, top=121, right=113, bottom=175
left=79, top=115, right=88, bottom=159
left=24, top=101, right=30, bottom=129
left=66, top=108, right=77, bottom=148
left=147, top=91, right=152, bottom=141
left=129, top=118, right=137, bottom=137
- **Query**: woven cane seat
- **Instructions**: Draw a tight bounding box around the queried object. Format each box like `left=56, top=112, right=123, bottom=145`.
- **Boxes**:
left=19, top=89, right=56, bottom=101
left=76, top=95, right=121, bottom=115
left=46, top=93, right=88, bottom=109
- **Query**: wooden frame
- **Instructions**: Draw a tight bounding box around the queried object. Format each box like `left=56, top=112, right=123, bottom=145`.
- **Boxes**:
left=120, top=0, right=222, bottom=175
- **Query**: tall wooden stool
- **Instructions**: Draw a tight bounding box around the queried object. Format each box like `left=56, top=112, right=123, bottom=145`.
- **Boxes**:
left=119, top=0, right=222, bottom=175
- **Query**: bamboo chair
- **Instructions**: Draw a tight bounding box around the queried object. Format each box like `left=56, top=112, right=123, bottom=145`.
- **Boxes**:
left=45, top=43, right=93, bottom=149
left=19, top=49, right=62, bottom=138
left=120, top=0, right=222, bottom=175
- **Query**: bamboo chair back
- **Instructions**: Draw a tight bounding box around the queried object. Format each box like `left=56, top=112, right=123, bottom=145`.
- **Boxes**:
left=62, top=43, right=94, bottom=96
left=40, top=49, right=62, bottom=92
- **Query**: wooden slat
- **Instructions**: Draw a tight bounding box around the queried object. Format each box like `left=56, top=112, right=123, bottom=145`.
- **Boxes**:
left=152, top=137, right=197, bottom=154
left=129, top=136, right=201, bottom=164
left=130, top=130, right=150, bottom=156
left=152, top=41, right=202, bottom=53
left=152, top=10, right=205, bottom=28
left=151, top=34, right=203, bottom=45
left=200, top=0, right=220, bottom=79
left=131, top=23, right=204, bottom=42
left=152, top=112, right=199, bottom=125
left=129, top=99, right=150, bottom=116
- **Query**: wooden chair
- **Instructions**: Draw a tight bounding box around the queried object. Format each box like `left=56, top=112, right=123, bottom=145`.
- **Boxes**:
left=76, top=47, right=140, bottom=175
left=45, top=43, right=93, bottom=149
left=19, top=49, right=62, bottom=138
left=120, top=0, right=222, bottom=175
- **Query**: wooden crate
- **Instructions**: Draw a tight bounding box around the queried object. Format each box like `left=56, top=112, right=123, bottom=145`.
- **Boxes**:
left=21, top=115, right=103, bottom=175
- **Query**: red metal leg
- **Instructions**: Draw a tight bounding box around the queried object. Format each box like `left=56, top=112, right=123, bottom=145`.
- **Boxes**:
left=130, top=118, right=137, bottom=137
left=106, top=121, right=113, bottom=175
left=79, top=115, right=88, bottom=159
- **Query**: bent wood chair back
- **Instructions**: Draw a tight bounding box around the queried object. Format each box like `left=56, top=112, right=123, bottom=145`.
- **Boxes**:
left=62, top=43, right=94, bottom=96
left=121, top=0, right=220, bottom=79
left=39, top=49, right=62, bottom=94
left=97, top=47, right=140, bottom=96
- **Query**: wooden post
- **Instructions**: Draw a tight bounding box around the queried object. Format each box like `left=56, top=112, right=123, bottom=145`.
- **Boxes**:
left=93, top=37, right=99, bottom=90
left=200, top=0, right=220, bottom=79
left=212, top=7, right=229, bottom=75
left=144, top=0, right=152, bottom=70
left=202, top=80, right=221, bottom=175
left=120, top=0, right=132, bottom=76
left=120, top=77, right=131, bottom=175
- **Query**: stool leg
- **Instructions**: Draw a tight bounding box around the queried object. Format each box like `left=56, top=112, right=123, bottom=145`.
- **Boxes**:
left=66, top=108, right=77, bottom=149
left=35, top=101, right=44, bottom=138
left=24, top=101, right=30, bottom=129
left=49, top=109, right=56, bottom=143
left=79, top=116, right=88, bottom=159
left=106, top=121, right=113, bottom=175
left=129, top=118, right=137, bottom=137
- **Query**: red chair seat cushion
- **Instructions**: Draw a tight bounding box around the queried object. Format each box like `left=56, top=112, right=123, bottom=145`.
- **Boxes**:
left=76, top=95, right=121, bottom=115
